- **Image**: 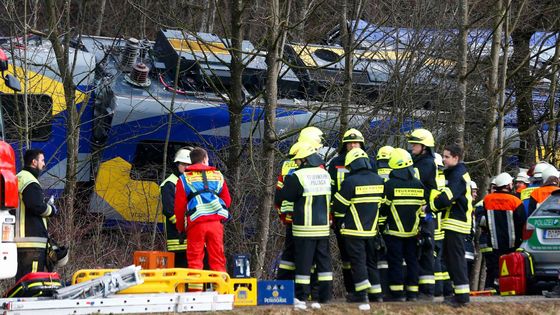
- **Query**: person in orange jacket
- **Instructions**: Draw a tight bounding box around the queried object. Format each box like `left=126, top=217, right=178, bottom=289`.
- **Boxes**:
left=480, top=172, right=525, bottom=291
left=528, top=165, right=560, bottom=216
left=174, top=147, right=232, bottom=272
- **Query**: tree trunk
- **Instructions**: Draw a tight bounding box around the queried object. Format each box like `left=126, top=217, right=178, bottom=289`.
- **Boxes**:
left=455, top=0, right=468, bottom=147
left=227, top=0, right=245, bottom=201
left=483, top=0, right=502, bottom=182
left=254, top=0, right=282, bottom=279
left=512, top=29, right=536, bottom=166
left=45, top=0, right=78, bottom=246
left=545, top=31, right=560, bottom=163
left=294, top=0, right=308, bottom=41
left=339, top=0, right=351, bottom=140
left=496, top=0, right=511, bottom=174
left=95, top=0, right=107, bottom=36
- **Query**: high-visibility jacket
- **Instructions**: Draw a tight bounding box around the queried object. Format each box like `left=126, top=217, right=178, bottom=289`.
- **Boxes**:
left=160, top=173, right=186, bottom=251
left=332, top=168, right=385, bottom=237
left=521, top=183, right=540, bottom=217
left=528, top=185, right=560, bottom=216
left=15, top=168, right=54, bottom=249
left=376, top=159, right=392, bottom=181
left=482, top=191, right=525, bottom=250
left=430, top=163, right=473, bottom=235
left=380, top=168, right=426, bottom=238
left=274, top=160, right=298, bottom=224
left=174, top=164, right=232, bottom=233
left=280, top=163, right=331, bottom=238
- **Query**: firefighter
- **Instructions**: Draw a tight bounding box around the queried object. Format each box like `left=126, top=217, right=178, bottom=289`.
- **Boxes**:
left=332, top=148, right=384, bottom=308
left=376, top=146, right=394, bottom=181
left=433, top=153, right=452, bottom=298
left=429, top=144, right=472, bottom=306
left=407, top=128, right=437, bottom=299
left=527, top=165, right=560, bottom=216
left=514, top=171, right=530, bottom=197
left=521, top=162, right=550, bottom=216
left=374, top=145, right=394, bottom=297
left=15, top=149, right=58, bottom=281
left=328, top=128, right=366, bottom=295
left=279, top=142, right=332, bottom=310
left=275, top=140, right=320, bottom=280
left=380, top=148, right=425, bottom=302
left=174, top=147, right=232, bottom=273
left=480, top=172, right=525, bottom=291
left=160, top=147, right=192, bottom=268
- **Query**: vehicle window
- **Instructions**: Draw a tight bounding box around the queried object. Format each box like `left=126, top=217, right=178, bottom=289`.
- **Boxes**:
left=533, top=194, right=560, bottom=216
left=130, top=141, right=197, bottom=182
left=0, top=94, right=53, bottom=141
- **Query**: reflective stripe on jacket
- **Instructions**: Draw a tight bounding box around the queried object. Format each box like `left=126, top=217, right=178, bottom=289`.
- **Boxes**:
left=332, top=168, right=385, bottom=237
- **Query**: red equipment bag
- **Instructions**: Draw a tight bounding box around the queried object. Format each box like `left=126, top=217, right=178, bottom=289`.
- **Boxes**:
left=4, top=272, right=63, bottom=298
left=499, top=250, right=534, bottom=296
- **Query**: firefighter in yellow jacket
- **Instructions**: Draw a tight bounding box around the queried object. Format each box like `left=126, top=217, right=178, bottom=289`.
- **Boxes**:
left=15, top=149, right=58, bottom=280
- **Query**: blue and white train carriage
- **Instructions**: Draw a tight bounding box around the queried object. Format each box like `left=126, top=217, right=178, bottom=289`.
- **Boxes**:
left=1, top=29, right=448, bottom=226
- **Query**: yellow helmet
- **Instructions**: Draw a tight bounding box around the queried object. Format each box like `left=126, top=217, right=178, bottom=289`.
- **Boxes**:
left=388, top=148, right=413, bottom=170
left=345, top=148, right=369, bottom=167
left=407, top=128, right=435, bottom=147
left=298, top=126, right=323, bottom=148
left=289, top=141, right=312, bottom=157
left=291, top=142, right=317, bottom=160
left=342, top=128, right=365, bottom=143
left=376, top=146, right=394, bottom=160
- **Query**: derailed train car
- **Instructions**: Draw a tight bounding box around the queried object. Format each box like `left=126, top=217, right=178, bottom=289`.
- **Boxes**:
left=0, top=29, right=451, bottom=226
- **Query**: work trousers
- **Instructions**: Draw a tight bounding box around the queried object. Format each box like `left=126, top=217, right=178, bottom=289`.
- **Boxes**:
left=385, top=235, right=419, bottom=299
left=442, top=230, right=470, bottom=304
left=418, top=219, right=435, bottom=296
left=16, top=247, right=46, bottom=282
left=187, top=220, right=226, bottom=272
left=434, top=239, right=453, bottom=297
left=277, top=225, right=296, bottom=280
left=345, top=236, right=382, bottom=298
left=334, top=225, right=354, bottom=293
left=294, top=237, right=332, bottom=303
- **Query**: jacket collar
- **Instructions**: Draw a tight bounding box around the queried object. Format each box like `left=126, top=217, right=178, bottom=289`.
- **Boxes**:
left=23, top=166, right=40, bottom=179
left=186, top=163, right=217, bottom=171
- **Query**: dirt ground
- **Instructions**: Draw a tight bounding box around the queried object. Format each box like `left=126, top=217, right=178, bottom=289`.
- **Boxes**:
left=208, top=296, right=560, bottom=315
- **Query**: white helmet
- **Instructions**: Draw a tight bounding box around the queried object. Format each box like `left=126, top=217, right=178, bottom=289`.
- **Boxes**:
left=541, top=165, right=560, bottom=183
left=533, top=161, right=552, bottom=179
left=470, top=181, right=478, bottom=190
left=174, top=148, right=192, bottom=164
left=434, top=153, right=443, bottom=167
left=515, top=171, right=530, bottom=184
left=494, top=172, right=513, bottom=187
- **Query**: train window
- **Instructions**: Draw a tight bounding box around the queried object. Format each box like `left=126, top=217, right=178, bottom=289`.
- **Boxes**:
left=0, top=94, right=52, bottom=141
left=130, top=141, right=197, bottom=182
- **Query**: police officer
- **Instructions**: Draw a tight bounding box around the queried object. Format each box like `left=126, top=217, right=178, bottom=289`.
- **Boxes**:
left=15, top=149, right=58, bottom=281
left=407, top=128, right=437, bottom=299
left=275, top=138, right=321, bottom=280
left=328, top=128, right=366, bottom=295
left=480, top=172, right=525, bottom=291
left=279, top=143, right=332, bottom=310
left=433, top=153, right=452, bottom=298
left=333, top=148, right=384, bottom=309
left=429, top=144, right=472, bottom=306
left=160, top=147, right=192, bottom=268
left=380, top=148, right=425, bottom=302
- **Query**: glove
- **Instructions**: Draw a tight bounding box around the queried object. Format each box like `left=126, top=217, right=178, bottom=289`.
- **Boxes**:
left=178, top=232, right=186, bottom=245
left=373, top=234, right=387, bottom=255
left=50, top=204, right=59, bottom=216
